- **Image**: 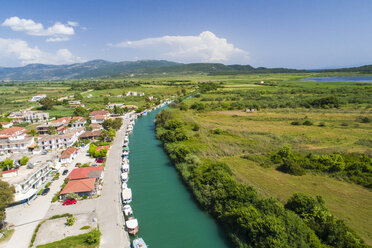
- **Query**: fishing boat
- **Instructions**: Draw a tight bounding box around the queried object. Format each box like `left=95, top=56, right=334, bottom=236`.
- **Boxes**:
left=132, top=238, right=147, bottom=248
left=126, top=218, right=139, bottom=235
left=123, top=204, right=133, bottom=218
left=122, top=188, right=132, bottom=204
left=121, top=162, right=129, bottom=173
left=121, top=172, right=128, bottom=182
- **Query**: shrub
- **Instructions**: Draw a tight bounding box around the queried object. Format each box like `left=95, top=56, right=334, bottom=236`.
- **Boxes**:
left=85, top=229, right=101, bottom=244
left=80, top=225, right=90, bottom=230
left=20, top=156, right=29, bottom=166
left=302, top=120, right=313, bottom=126
left=291, top=121, right=301, bottom=125
left=45, top=182, right=52, bottom=188
left=66, top=216, right=76, bottom=226
left=211, top=128, right=223, bottom=134
left=192, top=123, right=200, bottom=131
left=318, top=122, right=326, bottom=127
left=51, top=193, right=59, bottom=202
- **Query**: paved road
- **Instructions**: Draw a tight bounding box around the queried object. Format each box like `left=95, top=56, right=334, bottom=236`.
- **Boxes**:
left=96, top=118, right=131, bottom=248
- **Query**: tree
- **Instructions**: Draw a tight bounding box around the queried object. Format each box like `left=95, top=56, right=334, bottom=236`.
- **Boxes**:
left=39, top=97, right=54, bottom=110
left=74, top=106, right=88, bottom=117
left=113, top=105, right=123, bottom=115
left=20, top=156, right=29, bottom=166
left=74, top=93, right=83, bottom=100
left=0, top=180, right=14, bottom=225
left=27, top=129, right=37, bottom=136
left=102, top=119, right=113, bottom=131
left=47, top=126, right=57, bottom=135
left=181, top=88, right=187, bottom=95
left=66, top=193, right=78, bottom=200
left=112, top=118, right=122, bottom=130
left=0, top=159, right=13, bottom=171
left=103, top=96, right=109, bottom=105
left=85, top=229, right=101, bottom=244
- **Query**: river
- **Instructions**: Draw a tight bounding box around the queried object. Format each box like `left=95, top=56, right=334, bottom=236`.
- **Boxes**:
left=128, top=106, right=232, bottom=248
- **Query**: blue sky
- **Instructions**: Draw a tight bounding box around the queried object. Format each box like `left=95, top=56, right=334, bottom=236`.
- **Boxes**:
left=1, top=0, right=372, bottom=68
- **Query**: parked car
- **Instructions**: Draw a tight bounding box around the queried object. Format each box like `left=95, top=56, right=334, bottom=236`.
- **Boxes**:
left=41, top=187, right=50, bottom=196
left=42, top=150, right=48, bottom=155
left=91, top=164, right=98, bottom=167
left=62, top=199, right=77, bottom=205
left=96, top=158, right=105, bottom=163
left=62, top=169, right=69, bottom=175
left=75, top=163, right=81, bottom=167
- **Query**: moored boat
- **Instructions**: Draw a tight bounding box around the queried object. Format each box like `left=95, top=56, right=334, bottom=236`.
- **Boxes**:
left=126, top=218, right=139, bottom=235
left=132, top=238, right=147, bottom=248
left=123, top=204, right=133, bottom=218
left=122, top=187, right=132, bottom=204
left=121, top=172, right=128, bottom=182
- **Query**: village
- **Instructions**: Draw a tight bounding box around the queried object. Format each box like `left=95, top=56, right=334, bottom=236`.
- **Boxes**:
left=0, top=91, right=171, bottom=248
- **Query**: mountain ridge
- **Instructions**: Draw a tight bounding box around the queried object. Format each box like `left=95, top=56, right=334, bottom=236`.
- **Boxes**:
left=0, top=60, right=371, bottom=81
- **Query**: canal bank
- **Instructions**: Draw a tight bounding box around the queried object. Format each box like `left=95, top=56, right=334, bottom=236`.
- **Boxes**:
left=128, top=106, right=232, bottom=248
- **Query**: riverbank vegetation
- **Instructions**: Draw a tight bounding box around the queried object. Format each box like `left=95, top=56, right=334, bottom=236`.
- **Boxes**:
left=155, top=75, right=371, bottom=247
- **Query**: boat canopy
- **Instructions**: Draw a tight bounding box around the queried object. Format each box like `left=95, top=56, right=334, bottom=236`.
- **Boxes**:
left=121, top=172, right=128, bottom=181
left=122, top=188, right=132, bottom=201
left=126, top=218, right=138, bottom=229
left=133, top=238, right=147, bottom=248
left=123, top=204, right=133, bottom=216
left=122, top=163, right=129, bottom=170
left=122, top=182, right=127, bottom=189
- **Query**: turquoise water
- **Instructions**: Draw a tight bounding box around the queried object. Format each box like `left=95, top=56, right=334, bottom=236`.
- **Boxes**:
left=301, top=76, right=372, bottom=82
left=128, top=107, right=232, bottom=248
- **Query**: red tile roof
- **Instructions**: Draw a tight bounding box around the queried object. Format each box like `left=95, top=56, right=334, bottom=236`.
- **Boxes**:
left=60, top=178, right=96, bottom=195
left=89, top=110, right=109, bottom=116
left=51, top=117, right=71, bottom=124
left=0, top=127, right=26, bottom=138
left=67, top=166, right=104, bottom=180
left=61, top=147, right=78, bottom=159
left=78, top=130, right=101, bottom=139
left=2, top=168, right=19, bottom=174
left=91, top=115, right=106, bottom=120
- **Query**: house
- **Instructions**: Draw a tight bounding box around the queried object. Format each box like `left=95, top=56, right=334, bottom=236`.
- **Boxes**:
left=91, top=115, right=106, bottom=124
left=36, top=117, right=71, bottom=134
left=245, top=108, right=257, bottom=113
left=0, top=122, right=13, bottom=128
left=0, top=127, right=34, bottom=154
left=38, top=127, right=84, bottom=150
left=67, top=166, right=104, bottom=181
left=60, top=147, right=79, bottom=164
left=87, top=94, right=93, bottom=98
left=60, top=178, right=97, bottom=199
left=68, top=100, right=81, bottom=105
left=89, top=123, right=102, bottom=131
left=72, top=117, right=86, bottom=128
left=10, top=162, right=53, bottom=203
left=89, top=110, right=110, bottom=118
left=107, top=103, right=124, bottom=109
left=124, top=105, right=138, bottom=110
left=2, top=168, right=19, bottom=178
left=9, top=110, right=49, bottom=123
left=30, top=94, right=46, bottom=102
left=79, top=130, right=102, bottom=140
left=126, top=91, right=145, bottom=97
left=138, top=92, right=145, bottom=96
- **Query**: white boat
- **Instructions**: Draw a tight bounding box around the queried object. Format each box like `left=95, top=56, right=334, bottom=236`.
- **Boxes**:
left=123, top=204, right=133, bottom=217
left=126, top=218, right=139, bottom=235
left=132, top=238, right=147, bottom=248
left=121, top=162, right=129, bottom=173
left=122, top=182, right=127, bottom=189
left=121, top=172, right=128, bottom=182
left=122, top=188, right=132, bottom=204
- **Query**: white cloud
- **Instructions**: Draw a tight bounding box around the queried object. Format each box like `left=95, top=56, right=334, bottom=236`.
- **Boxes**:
left=111, top=31, right=249, bottom=63
left=0, top=37, right=85, bottom=66
left=67, top=21, right=79, bottom=27
left=1, top=16, right=75, bottom=42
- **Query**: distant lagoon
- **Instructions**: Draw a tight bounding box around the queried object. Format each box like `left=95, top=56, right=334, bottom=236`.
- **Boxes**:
left=301, top=76, right=372, bottom=82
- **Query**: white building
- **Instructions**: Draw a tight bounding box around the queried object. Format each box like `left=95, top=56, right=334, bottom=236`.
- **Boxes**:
left=72, top=117, right=86, bottom=128
left=0, top=127, right=34, bottom=154
left=38, top=127, right=84, bottom=150
left=30, top=94, right=46, bottom=102
left=9, top=110, right=49, bottom=123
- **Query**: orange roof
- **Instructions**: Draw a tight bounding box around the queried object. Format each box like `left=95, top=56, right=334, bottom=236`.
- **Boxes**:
left=92, top=115, right=106, bottom=120
left=79, top=130, right=101, bottom=139
left=2, top=168, right=19, bottom=174
left=0, top=122, right=10, bottom=125
left=60, top=178, right=96, bottom=195
left=51, top=117, right=71, bottom=124
left=0, top=127, right=26, bottom=138
left=89, top=110, right=109, bottom=116
left=61, top=147, right=78, bottom=159
left=67, top=166, right=104, bottom=180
